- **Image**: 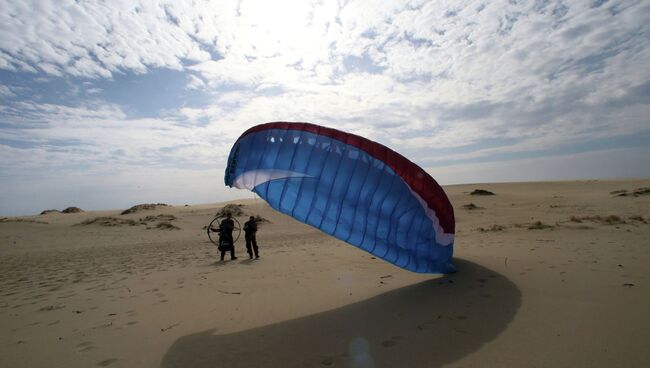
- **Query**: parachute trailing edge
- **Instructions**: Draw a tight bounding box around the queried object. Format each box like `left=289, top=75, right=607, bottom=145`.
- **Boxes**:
left=225, top=122, right=456, bottom=273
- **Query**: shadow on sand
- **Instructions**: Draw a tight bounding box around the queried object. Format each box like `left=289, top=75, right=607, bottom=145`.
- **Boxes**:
left=161, top=259, right=521, bottom=368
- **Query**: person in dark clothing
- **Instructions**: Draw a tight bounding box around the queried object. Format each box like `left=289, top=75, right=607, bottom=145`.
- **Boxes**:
left=243, top=216, right=259, bottom=259
left=219, top=213, right=237, bottom=261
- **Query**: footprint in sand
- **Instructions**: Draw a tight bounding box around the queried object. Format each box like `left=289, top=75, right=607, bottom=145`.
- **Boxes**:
left=39, top=304, right=66, bottom=312
left=76, top=341, right=95, bottom=353
left=381, top=336, right=402, bottom=348
left=320, top=357, right=335, bottom=366
left=96, top=358, right=119, bottom=366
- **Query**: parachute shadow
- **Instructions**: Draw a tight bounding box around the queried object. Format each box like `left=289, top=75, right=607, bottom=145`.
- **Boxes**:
left=161, top=259, right=521, bottom=368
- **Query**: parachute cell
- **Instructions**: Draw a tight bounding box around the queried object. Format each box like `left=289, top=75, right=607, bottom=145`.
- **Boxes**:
left=225, top=122, right=455, bottom=273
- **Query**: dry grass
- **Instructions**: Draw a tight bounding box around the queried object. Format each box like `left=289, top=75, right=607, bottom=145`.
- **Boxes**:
left=251, top=214, right=270, bottom=223
left=216, top=203, right=245, bottom=217
left=477, top=224, right=505, bottom=232
left=152, top=222, right=181, bottom=230
left=40, top=209, right=60, bottom=215
left=141, top=214, right=177, bottom=222
left=77, top=217, right=140, bottom=227
left=570, top=215, right=626, bottom=225
left=628, top=215, right=648, bottom=224
left=121, top=203, right=170, bottom=215
left=62, top=207, right=83, bottom=214
left=0, top=218, right=49, bottom=224
left=527, top=221, right=554, bottom=230
left=470, top=189, right=495, bottom=196
left=77, top=215, right=181, bottom=229
left=462, top=203, right=484, bottom=210
left=610, top=189, right=628, bottom=195
left=612, top=187, right=650, bottom=197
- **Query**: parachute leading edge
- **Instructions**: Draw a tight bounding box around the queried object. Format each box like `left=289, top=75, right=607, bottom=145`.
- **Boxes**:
left=225, top=122, right=456, bottom=273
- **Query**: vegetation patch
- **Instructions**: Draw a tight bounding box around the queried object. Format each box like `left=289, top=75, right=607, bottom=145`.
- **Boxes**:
left=611, top=187, right=650, bottom=197
left=477, top=225, right=505, bottom=232
left=40, top=209, right=61, bottom=215
left=527, top=221, right=554, bottom=230
left=570, top=215, right=626, bottom=225
left=216, top=203, right=245, bottom=217
left=0, top=217, right=49, bottom=224
left=77, top=217, right=140, bottom=227
left=62, top=207, right=83, bottom=213
left=635, top=187, right=650, bottom=196
left=121, top=203, right=170, bottom=215
left=462, top=203, right=483, bottom=210
left=629, top=215, right=648, bottom=224
left=141, top=214, right=176, bottom=222
left=152, top=222, right=181, bottom=230
left=569, top=216, right=583, bottom=223
left=561, top=224, right=593, bottom=230
left=470, top=189, right=495, bottom=196
left=39, top=304, right=66, bottom=312
left=251, top=214, right=270, bottom=223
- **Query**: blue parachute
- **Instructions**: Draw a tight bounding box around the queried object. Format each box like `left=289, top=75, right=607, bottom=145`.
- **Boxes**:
left=225, top=122, right=455, bottom=273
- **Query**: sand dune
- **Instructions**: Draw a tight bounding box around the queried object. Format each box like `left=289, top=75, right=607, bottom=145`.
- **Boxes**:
left=1, top=179, right=649, bottom=367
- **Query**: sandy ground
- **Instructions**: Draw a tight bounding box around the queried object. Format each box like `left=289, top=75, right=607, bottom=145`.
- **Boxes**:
left=1, top=179, right=649, bottom=367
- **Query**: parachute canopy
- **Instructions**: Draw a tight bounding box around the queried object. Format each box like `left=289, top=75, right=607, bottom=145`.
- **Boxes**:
left=225, top=122, right=455, bottom=273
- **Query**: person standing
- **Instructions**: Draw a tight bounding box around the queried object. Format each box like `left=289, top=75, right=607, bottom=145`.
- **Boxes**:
left=219, top=212, right=237, bottom=261
left=243, top=216, right=259, bottom=259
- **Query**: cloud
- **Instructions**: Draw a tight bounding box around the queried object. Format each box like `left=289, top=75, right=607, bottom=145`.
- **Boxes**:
left=1, top=0, right=649, bottom=215
left=185, top=74, right=206, bottom=90
left=0, top=0, right=212, bottom=78
left=0, top=101, right=229, bottom=181
left=0, top=85, right=16, bottom=97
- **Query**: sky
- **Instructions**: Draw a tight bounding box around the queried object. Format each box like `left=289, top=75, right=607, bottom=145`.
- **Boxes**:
left=1, top=0, right=649, bottom=216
